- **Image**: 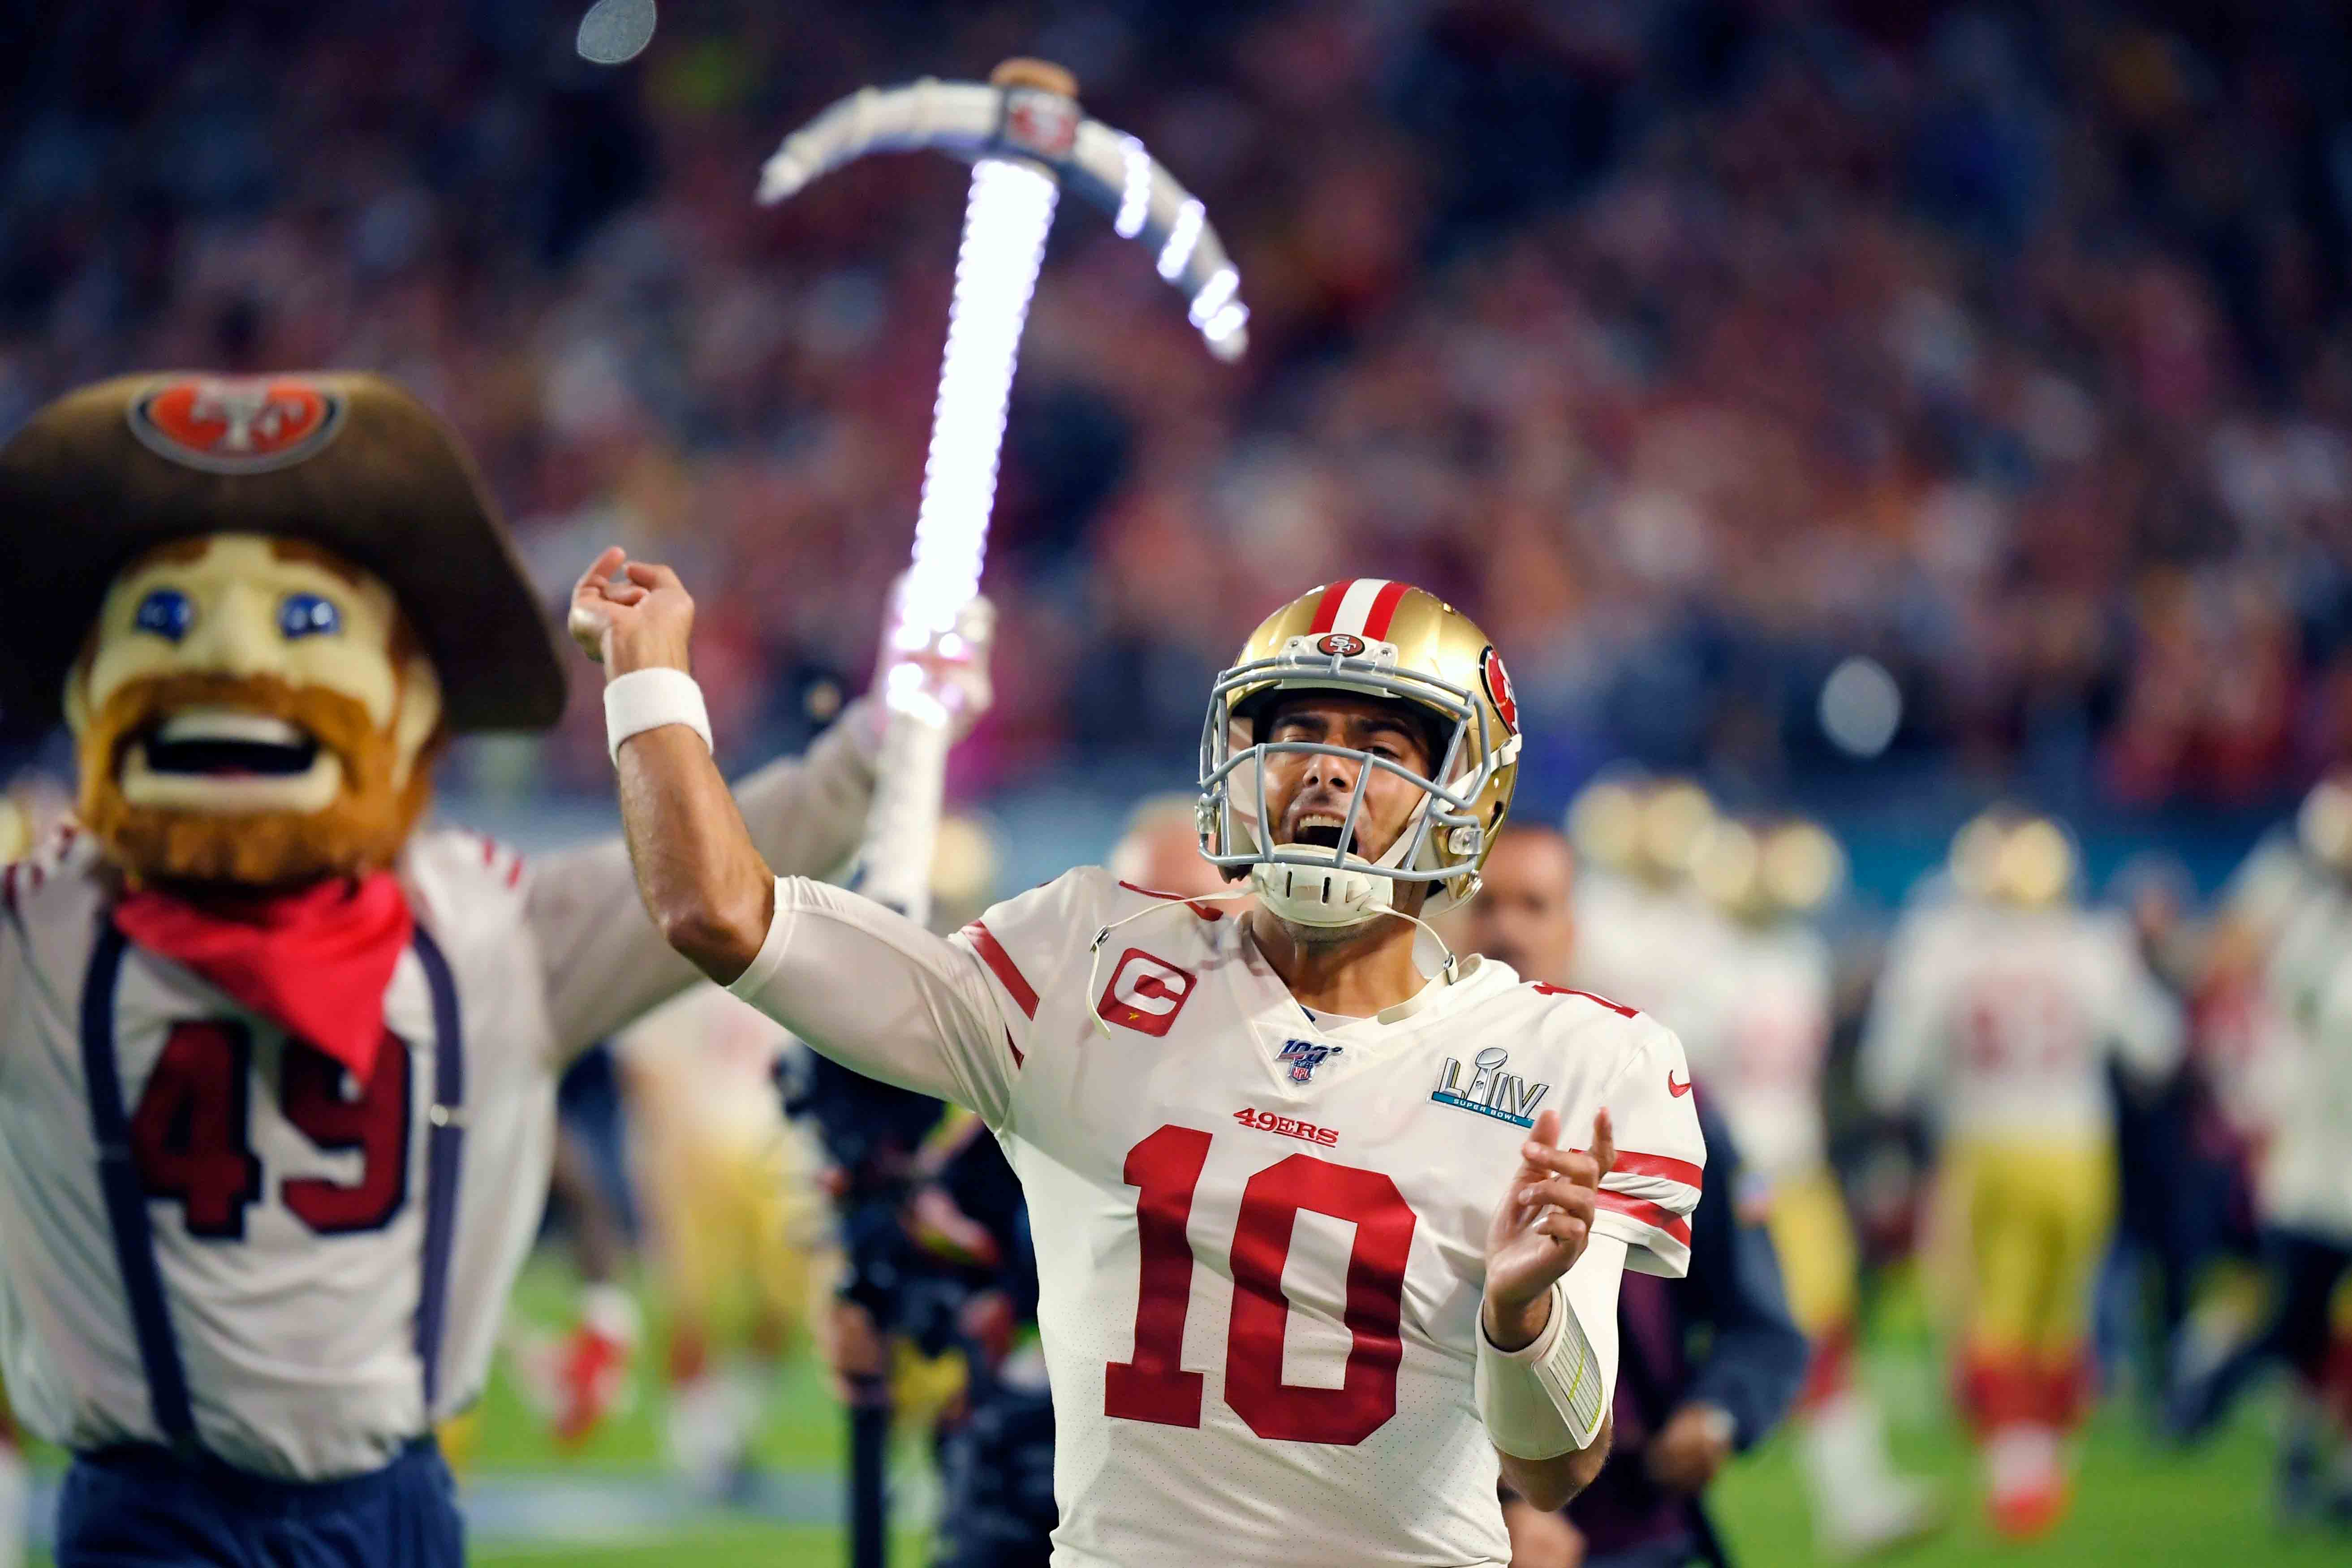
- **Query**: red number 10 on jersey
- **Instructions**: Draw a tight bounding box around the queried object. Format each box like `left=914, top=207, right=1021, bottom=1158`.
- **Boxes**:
left=1105, top=1124, right=1418, bottom=1447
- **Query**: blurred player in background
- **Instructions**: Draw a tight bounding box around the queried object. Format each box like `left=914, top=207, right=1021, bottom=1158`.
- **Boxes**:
left=1862, top=810, right=2183, bottom=1538
left=498, top=1073, right=640, bottom=1458
left=1459, top=825, right=1806, bottom=1568
left=2170, top=774, right=2352, bottom=1525
left=1568, top=779, right=1725, bottom=1034
left=1683, top=818, right=1940, bottom=1558
left=616, top=983, right=833, bottom=1495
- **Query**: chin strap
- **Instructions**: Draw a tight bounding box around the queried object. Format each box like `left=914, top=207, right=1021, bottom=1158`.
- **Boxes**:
left=1079, top=885, right=1462, bottom=1039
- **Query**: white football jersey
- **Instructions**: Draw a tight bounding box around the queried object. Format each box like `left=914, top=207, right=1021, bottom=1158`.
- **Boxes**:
left=0, top=727, right=874, bottom=1480
left=732, top=869, right=1705, bottom=1568
left=2247, top=877, right=2352, bottom=1237
left=1859, top=899, right=2182, bottom=1143
left=1678, top=920, right=1834, bottom=1180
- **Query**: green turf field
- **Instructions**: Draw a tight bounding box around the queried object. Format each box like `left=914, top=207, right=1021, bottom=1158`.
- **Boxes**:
left=27, top=1254, right=2351, bottom=1566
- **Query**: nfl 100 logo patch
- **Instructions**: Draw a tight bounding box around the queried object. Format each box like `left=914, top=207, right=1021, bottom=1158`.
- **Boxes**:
left=1275, top=1038, right=1343, bottom=1084
left=1430, top=1046, right=1550, bottom=1127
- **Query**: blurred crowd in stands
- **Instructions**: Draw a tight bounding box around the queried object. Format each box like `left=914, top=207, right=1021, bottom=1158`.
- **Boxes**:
left=4, top=0, right=2350, bottom=816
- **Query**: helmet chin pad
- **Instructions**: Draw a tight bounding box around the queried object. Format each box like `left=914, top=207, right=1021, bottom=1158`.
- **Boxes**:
left=1251, top=857, right=1395, bottom=928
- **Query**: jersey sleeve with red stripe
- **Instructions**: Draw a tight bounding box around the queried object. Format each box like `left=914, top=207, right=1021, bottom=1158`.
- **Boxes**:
left=948, top=866, right=1121, bottom=1067
left=1587, top=1016, right=1707, bottom=1279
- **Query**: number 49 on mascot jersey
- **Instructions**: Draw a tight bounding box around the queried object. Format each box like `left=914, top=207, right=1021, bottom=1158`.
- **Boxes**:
left=719, top=580, right=1708, bottom=1568
left=0, top=374, right=891, bottom=1568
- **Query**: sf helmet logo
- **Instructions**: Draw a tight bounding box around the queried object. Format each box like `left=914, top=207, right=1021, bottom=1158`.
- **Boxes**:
left=129, top=376, right=346, bottom=474
left=1098, top=948, right=1197, bottom=1037
left=1480, top=645, right=1520, bottom=734
left=1317, top=632, right=1366, bottom=658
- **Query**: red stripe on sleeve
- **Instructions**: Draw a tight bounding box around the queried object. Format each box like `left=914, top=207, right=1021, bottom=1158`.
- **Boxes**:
left=965, top=922, right=1038, bottom=1018
left=1595, top=1189, right=1693, bottom=1247
left=1307, top=581, right=1353, bottom=634
left=1360, top=580, right=1411, bottom=640
left=1608, top=1150, right=1704, bottom=1191
left=1004, top=1029, right=1024, bottom=1068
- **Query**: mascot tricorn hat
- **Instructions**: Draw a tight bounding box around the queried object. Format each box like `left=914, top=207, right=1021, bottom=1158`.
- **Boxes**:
left=0, top=371, right=564, bottom=738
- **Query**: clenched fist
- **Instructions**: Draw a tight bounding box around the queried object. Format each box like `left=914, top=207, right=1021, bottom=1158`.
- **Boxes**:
left=569, top=546, right=695, bottom=676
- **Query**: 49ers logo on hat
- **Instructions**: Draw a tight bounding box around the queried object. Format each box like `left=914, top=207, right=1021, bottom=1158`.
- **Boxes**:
left=1480, top=645, right=1520, bottom=734
left=128, top=376, right=347, bottom=475
left=1317, top=632, right=1366, bottom=658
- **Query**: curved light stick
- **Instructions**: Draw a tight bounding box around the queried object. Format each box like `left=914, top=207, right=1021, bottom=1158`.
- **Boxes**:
left=761, top=61, right=1247, bottom=923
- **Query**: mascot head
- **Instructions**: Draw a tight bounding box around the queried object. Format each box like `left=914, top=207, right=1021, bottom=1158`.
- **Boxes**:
left=0, top=372, right=564, bottom=892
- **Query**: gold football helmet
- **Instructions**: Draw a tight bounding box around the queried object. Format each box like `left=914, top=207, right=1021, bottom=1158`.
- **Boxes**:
left=1199, top=579, right=1522, bottom=925
left=1695, top=815, right=1847, bottom=922
left=1950, top=807, right=2077, bottom=907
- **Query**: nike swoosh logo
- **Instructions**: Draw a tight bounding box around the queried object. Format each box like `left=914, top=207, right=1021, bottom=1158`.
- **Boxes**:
left=1667, top=1073, right=1693, bottom=1098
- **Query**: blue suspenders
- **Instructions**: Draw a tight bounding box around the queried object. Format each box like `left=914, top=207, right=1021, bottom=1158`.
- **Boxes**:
left=77, top=914, right=468, bottom=1452
left=407, top=924, right=464, bottom=1411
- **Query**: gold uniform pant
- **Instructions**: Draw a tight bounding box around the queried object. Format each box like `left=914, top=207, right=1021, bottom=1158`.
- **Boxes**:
left=1766, top=1167, right=1862, bottom=1340
left=643, top=1123, right=832, bottom=1344
left=1934, top=1139, right=2115, bottom=1430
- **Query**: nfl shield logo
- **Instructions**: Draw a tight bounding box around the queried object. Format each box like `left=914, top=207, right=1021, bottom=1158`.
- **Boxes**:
left=1276, top=1038, right=1341, bottom=1084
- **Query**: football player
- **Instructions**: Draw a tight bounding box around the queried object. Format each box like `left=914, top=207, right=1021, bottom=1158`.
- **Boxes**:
left=615, top=984, right=834, bottom=1493
left=2169, top=774, right=2352, bottom=1521
left=1861, top=810, right=2182, bottom=1538
left=1683, top=817, right=1940, bottom=1556
left=574, top=564, right=1707, bottom=1567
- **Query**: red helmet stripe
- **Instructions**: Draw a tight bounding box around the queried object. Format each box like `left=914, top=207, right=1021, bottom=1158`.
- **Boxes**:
left=1360, top=580, right=1410, bottom=640
left=1307, top=580, right=1354, bottom=634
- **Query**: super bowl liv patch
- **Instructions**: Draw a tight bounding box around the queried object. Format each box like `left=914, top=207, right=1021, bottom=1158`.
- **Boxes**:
left=1430, top=1046, right=1549, bottom=1127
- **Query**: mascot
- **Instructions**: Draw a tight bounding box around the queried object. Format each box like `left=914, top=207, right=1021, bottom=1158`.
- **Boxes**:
left=0, top=372, right=963, bottom=1568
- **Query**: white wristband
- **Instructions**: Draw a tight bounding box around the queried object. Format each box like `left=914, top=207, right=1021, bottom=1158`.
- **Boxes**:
left=1476, top=1235, right=1624, bottom=1460
left=604, top=667, right=713, bottom=765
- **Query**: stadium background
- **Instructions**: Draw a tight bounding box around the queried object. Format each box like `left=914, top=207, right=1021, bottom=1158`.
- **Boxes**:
left=3, top=0, right=2350, bottom=1563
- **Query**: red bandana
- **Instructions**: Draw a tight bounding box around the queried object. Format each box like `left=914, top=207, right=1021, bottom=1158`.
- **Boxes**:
left=113, top=873, right=414, bottom=1079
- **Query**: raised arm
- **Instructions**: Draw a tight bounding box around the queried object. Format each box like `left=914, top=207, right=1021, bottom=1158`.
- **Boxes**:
left=562, top=543, right=861, bottom=982
left=565, top=548, right=1014, bottom=1122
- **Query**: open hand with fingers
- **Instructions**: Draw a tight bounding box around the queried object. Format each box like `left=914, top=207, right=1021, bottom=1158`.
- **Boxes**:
left=568, top=545, right=696, bottom=676
left=1483, top=1106, right=1616, bottom=1351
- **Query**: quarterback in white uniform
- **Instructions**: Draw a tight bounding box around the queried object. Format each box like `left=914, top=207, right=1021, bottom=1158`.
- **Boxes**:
left=573, top=564, right=1707, bottom=1567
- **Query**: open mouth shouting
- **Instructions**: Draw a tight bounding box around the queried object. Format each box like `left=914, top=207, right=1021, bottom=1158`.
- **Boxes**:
left=1285, top=809, right=1357, bottom=857
left=120, top=706, right=344, bottom=814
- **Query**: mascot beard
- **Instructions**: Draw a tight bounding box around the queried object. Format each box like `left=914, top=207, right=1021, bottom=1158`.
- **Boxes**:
left=63, top=534, right=447, bottom=892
